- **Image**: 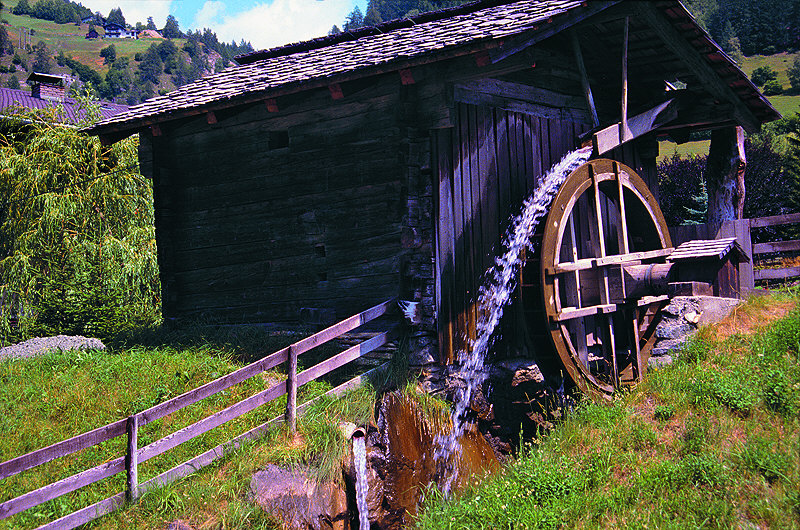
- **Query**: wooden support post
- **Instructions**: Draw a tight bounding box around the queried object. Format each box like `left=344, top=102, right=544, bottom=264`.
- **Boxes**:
left=126, top=415, right=139, bottom=502
left=286, top=345, right=297, bottom=434
left=570, top=30, right=599, bottom=128
left=265, top=99, right=278, bottom=113
left=206, top=111, right=217, bottom=125
left=399, top=68, right=415, bottom=85
left=620, top=16, right=630, bottom=142
left=150, top=124, right=161, bottom=137
left=705, top=126, right=746, bottom=233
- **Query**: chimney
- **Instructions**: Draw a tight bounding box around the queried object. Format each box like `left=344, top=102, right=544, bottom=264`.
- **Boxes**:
left=27, top=73, right=66, bottom=102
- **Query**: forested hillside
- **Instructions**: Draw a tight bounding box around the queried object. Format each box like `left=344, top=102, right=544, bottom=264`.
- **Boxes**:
left=0, top=0, right=252, bottom=105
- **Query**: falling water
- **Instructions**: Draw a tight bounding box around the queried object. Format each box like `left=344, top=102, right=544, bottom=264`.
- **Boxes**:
left=353, top=435, right=370, bottom=530
left=435, top=146, right=593, bottom=492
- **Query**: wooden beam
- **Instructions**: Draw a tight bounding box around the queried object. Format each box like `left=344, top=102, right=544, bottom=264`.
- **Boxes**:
left=749, top=212, right=800, bottom=228
left=620, top=16, right=629, bottom=141
left=488, top=1, right=617, bottom=64
left=474, top=51, right=490, bottom=67
left=570, top=30, right=599, bottom=128
left=328, top=83, right=344, bottom=100
left=206, top=111, right=217, bottom=125
left=593, top=98, right=678, bottom=154
left=399, top=68, right=415, bottom=85
left=150, top=124, right=161, bottom=137
left=754, top=266, right=800, bottom=281
left=265, top=98, right=278, bottom=112
left=632, top=2, right=760, bottom=132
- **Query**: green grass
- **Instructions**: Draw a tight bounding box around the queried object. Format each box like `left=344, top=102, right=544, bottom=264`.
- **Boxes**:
left=0, top=322, right=389, bottom=529
left=741, top=52, right=800, bottom=90
left=417, top=290, right=800, bottom=529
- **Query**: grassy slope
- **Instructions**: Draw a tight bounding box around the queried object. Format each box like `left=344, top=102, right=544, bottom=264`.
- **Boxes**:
left=655, top=52, right=800, bottom=161
left=0, top=326, right=382, bottom=529
left=418, top=290, right=800, bottom=529
left=0, top=1, right=189, bottom=97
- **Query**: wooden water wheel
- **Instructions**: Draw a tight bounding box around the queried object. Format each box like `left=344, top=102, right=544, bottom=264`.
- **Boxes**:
left=520, top=159, right=673, bottom=399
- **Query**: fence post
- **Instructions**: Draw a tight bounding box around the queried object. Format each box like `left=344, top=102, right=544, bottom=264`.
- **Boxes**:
left=126, top=414, right=139, bottom=502
left=286, top=345, right=297, bottom=434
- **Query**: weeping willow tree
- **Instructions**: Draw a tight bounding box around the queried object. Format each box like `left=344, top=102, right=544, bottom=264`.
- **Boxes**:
left=0, top=103, right=159, bottom=344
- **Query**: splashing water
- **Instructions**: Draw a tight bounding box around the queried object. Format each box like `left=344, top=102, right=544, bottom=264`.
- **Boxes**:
left=353, top=435, right=370, bottom=530
left=435, top=146, right=593, bottom=493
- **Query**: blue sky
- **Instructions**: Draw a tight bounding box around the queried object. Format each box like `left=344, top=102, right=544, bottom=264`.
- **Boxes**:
left=88, top=0, right=368, bottom=50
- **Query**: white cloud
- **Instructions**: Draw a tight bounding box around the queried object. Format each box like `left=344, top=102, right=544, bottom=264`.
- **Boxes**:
left=207, top=0, right=353, bottom=50
left=194, top=1, right=227, bottom=30
left=87, top=1, right=173, bottom=28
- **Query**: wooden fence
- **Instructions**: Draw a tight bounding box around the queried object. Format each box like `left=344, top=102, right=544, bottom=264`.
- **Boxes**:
left=669, top=212, right=800, bottom=291
left=0, top=299, right=398, bottom=529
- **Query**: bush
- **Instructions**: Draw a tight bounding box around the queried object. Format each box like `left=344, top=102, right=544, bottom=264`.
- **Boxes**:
left=763, top=79, right=783, bottom=96
left=751, top=65, right=778, bottom=87
left=0, top=103, right=160, bottom=344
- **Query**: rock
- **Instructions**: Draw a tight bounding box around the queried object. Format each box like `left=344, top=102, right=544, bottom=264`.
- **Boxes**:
left=655, top=321, right=692, bottom=339
left=492, top=358, right=546, bottom=386
left=165, top=521, right=194, bottom=530
left=684, top=310, right=701, bottom=324
left=651, top=338, right=687, bottom=357
left=648, top=354, right=673, bottom=369
left=250, top=464, right=348, bottom=530
left=0, top=335, right=106, bottom=359
left=693, top=296, right=740, bottom=324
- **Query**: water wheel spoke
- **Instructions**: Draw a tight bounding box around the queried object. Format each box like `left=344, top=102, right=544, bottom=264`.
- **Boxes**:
left=531, top=159, right=672, bottom=399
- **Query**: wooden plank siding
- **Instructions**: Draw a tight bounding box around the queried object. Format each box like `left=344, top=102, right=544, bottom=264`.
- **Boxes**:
left=148, top=77, right=406, bottom=323
left=435, top=102, right=590, bottom=362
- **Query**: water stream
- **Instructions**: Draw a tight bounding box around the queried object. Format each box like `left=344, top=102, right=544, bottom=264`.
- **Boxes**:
left=353, top=435, right=370, bottom=529
left=435, top=146, right=593, bottom=493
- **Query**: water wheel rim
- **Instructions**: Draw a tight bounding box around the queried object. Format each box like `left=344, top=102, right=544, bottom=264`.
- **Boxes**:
left=538, top=159, right=672, bottom=399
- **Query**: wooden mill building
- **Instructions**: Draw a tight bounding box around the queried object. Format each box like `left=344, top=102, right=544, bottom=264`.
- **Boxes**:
left=88, top=0, right=778, bottom=365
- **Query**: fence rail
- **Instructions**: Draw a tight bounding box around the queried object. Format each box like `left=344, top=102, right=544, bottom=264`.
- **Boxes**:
left=0, top=299, right=397, bottom=529
left=669, top=213, right=800, bottom=292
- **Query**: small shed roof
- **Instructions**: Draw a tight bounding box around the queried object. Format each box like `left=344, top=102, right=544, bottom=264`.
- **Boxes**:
left=668, top=237, right=750, bottom=263
left=86, top=0, right=779, bottom=137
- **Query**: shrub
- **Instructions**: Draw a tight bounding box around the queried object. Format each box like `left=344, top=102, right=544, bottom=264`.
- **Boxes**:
left=763, top=79, right=783, bottom=96
left=0, top=103, right=160, bottom=344
left=751, top=65, right=778, bottom=87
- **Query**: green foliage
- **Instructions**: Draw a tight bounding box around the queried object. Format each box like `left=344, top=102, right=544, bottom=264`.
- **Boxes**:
left=789, top=58, right=800, bottom=92
left=763, top=78, right=783, bottom=95
left=5, top=74, right=18, bottom=89
left=29, top=0, right=89, bottom=25
left=162, top=14, right=181, bottom=39
left=419, top=292, right=800, bottom=530
left=31, top=39, right=50, bottom=73
left=0, top=104, right=159, bottom=343
left=137, top=43, right=163, bottom=84
left=106, top=7, right=125, bottom=27
left=654, top=404, right=675, bottom=421
left=12, top=0, right=31, bottom=16
left=99, top=43, right=116, bottom=65
left=751, top=65, right=778, bottom=86
left=737, top=435, right=792, bottom=483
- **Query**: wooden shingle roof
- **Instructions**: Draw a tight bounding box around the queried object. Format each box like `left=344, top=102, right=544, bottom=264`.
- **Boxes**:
left=668, top=237, right=750, bottom=263
left=86, top=0, right=779, bottom=137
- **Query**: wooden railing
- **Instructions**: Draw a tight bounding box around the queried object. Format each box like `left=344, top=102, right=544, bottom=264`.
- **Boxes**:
left=669, top=212, right=800, bottom=291
left=0, top=299, right=397, bottom=529
left=749, top=213, right=800, bottom=282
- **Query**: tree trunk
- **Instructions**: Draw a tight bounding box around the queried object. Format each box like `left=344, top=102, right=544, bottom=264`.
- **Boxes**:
left=705, top=126, right=746, bottom=233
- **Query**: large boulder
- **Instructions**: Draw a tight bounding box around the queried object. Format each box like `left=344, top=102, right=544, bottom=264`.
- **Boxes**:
left=250, top=464, right=348, bottom=530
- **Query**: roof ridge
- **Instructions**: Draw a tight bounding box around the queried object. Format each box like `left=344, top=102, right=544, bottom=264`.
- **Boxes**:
left=235, top=0, right=534, bottom=65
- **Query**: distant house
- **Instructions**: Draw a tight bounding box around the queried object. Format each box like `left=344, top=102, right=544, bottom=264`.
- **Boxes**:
left=0, top=73, right=128, bottom=125
left=103, top=22, right=138, bottom=39
left=85, top=28, right=99, bottom=39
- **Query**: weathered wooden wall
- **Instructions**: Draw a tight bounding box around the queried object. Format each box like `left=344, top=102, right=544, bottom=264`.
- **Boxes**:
left=434, top=102, right=591, bottom=362
left=141, top=76, right=408, bottom=323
